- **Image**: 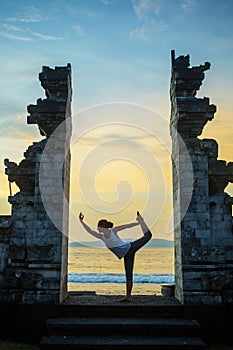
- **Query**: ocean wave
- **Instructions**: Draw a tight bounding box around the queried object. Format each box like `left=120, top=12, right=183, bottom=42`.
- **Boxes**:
left=68, top=273, right=174, bottom=284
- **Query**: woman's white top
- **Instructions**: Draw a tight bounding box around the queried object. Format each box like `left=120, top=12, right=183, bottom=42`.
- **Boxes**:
left=101, top=229, right=131, bottom=259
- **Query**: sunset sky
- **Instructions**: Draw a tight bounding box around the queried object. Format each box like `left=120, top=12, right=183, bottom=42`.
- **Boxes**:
left=0, top=0, right=232, bottom=242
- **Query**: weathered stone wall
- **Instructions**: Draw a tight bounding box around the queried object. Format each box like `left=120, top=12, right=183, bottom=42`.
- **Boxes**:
left=170, top=50, right=233, bottom=304
left=0, top=216, right=11, bottom=289
left=0, top=64, right=72, bottom=303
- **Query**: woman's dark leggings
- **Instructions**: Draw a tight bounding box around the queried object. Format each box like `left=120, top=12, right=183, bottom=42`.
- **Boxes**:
left=124, top=230, right=152, bottom=282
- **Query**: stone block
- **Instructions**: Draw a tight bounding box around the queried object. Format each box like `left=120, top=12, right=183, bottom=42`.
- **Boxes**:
left=195, top=229, right=210, bottom=238
left=27, top=244, right=56, bottom=262
left=29, top=235, right=62, bottom=246
left=28, top=263, right=61, bottom=269
left=11, top=228, right=31, bottom=238
left=4, top=273, right=20, bottom=288
left=226, top=249, right=233, bottom=261
left=193, top=203, right=209, bottom=212
left=183, top=294, right=202, bottom=305
left=184, top=221, right=198, bottom=230
left=200, top=295, right=222, bottom=304
left=12, top=220, right=27, bottom=229
left=200, top=238, right=211, bottom=246
left=18, top=271, right=44, bottom=289
left=34, top=228, right=59, bottom=238
left=34, top=228, right=49, bottom=237
left=9, top=240, right=26, bottom=260
left=183, top=279, right=203, bottom=290
left=210, top=214, right=225, bottom=221
left=223, top=207, right=233, bottom=217
left=36, top=154, right=43, bottom=161
left=42, top=278, right=60, bottom=289
left=211, top=233, right=231, bottom=246
left=209, top=205, right=224, bottom=215
left=210, top=245, right=226, bottom=263
left=0, top=245, right=8, bottom=270
left=22, top=290, right=60, bottom=304
left=183, top=271, right=201, bottom=279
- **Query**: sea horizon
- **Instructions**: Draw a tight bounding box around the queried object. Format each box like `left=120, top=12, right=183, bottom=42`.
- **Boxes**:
left=69, top=238, right=174, bottom=248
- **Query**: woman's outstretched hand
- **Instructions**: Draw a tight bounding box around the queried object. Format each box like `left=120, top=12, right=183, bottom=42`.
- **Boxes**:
left=79, top=212, right=84, bottom=221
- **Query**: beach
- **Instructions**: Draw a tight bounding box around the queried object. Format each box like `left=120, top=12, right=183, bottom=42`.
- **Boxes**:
left=68, top=246, right=174, bottom=296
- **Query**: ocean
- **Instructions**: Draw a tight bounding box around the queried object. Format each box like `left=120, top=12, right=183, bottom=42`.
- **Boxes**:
left=68, top=247, right=174, bottom=296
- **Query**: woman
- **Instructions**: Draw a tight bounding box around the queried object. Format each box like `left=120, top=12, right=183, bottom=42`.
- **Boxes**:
left=79, top=211, right=152, bottom=301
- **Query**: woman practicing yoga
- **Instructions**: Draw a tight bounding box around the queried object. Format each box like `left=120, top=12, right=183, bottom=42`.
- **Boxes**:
left=79, top=211, right=152, bottom=301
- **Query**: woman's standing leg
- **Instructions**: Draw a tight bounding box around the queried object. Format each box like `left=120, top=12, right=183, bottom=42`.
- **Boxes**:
left=125, top=251, right=134, bottom=300
left=119, top=212, right=152, bottom=302
left=118, top=251, right=134, bottom=302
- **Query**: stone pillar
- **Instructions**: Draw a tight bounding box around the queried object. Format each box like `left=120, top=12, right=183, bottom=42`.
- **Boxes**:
left=170, top=50, right=233, bottom=304
left=1, top=64, right=72, bottom=304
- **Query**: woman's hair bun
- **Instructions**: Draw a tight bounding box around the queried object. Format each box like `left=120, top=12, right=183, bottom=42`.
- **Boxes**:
left=108, top=221, right=113, bottom=228
left=97, top=219, right=114, bottom=229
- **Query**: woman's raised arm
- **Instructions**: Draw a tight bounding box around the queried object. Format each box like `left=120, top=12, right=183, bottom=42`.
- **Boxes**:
left=79, top=212, right=103, bottom=239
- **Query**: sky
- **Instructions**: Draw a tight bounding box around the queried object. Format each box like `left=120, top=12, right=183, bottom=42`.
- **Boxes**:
left=0, top=0, right=233, bottom=242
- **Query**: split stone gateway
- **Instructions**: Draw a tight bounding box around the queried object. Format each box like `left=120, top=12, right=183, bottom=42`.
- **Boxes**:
left=0, top=52, right=232, bottom=305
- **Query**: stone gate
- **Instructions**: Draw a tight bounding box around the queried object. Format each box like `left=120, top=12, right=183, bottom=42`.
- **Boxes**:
left=0, top=53, right=233, bottom=305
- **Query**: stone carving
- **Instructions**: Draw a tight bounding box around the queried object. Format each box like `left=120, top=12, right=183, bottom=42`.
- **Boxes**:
left=170, top=50, right=233, bottom=304
left=4, top=143, right=42, bottom=195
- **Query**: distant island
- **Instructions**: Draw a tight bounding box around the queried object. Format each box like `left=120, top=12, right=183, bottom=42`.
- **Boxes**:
left=69, top=238, right=174, bottom=248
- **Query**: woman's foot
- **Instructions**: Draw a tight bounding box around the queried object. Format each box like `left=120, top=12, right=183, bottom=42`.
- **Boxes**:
left=118, top=296, right=131, bottom=302
left=136, top=211, right=144, bottom=223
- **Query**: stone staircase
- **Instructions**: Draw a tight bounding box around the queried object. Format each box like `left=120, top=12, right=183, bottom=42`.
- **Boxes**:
left=39, top=303, right=206, bottom=349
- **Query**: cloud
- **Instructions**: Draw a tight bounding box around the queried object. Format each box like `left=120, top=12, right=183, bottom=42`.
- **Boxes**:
left=6, top=5, right=43, bottom=23
left=74, top=24, right=85, bottom=37
left=6, top=14, right=42, bottom=23
left=0, top=32, right=34, bottom=42
left=132, top=0, right=160, bottom=21
left=31, top=32, right=64, bottom=41
left=130, top=0, right=167, bottom=40
left=71, top=124, right=170, bottom=160
left=130, top=26, right=148, bottom=40
left=1, top=6, right=53, bottom=41
left=2, top=24, right=23, bottom=32
left=130, top=19, right=167, bottom=40
left=181, top=0, right=196, bottom=12
left=0, top=111, right=40, bottom=145
left=1, top=21, right=64, bottom=41
left=76, top=133, right=154, bottom=147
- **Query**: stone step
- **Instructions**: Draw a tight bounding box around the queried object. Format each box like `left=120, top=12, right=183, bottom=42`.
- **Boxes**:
left=39, top=335, right=206, bottom=349
left=47, top=317, right=200, bottom=337
left=58, top=304, right=184, bottom=319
